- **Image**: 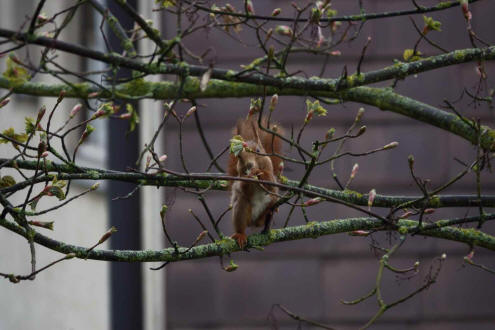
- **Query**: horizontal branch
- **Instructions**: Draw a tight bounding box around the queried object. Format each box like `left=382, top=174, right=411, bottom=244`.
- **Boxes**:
left=1, top=158, right=494, bottom=208
left=1, top=214, right=494, bottom=263
left=189, top=0, right=482, bottom=23
left=1, top=75, right=493, bottom=150
left=0, top=28, right=494, bottom=94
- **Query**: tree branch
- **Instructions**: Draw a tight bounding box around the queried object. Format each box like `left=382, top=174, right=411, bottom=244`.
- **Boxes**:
left=1, top=158, right=495, bottom=209
left=1, top=215, right=494, bottom=263
left=0, top=28, right=494, bottom=94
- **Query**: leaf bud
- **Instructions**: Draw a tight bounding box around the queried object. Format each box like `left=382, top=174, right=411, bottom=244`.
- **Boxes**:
left=269, top=94, right=278, bottom=111
left=325, top=128, right=335, bottom=140
left=350, top=163, right=359, bottom=179
left=275, top=25, right=293, bottom=37
left=304, top=197, right=322, bottom=207
left=0, top=98, right=10, bottom=108
left=57, top=90, right=66, bottom=103
left=97, top=226, right=117, bottom=244
left=271, top=8, right=281, bottom=16
left=185, top=106, right=197, bottom=118
left=367, top=189, right=376, bottom=210
left=70, top=104, right=83, bottom=118
left=356, top=125, right=366, bottom=136
left=383, top=141, right=399, bottom=150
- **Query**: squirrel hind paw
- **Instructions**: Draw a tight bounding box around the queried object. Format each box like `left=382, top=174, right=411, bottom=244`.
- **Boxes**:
left=231, top=232, right=248, bottom=249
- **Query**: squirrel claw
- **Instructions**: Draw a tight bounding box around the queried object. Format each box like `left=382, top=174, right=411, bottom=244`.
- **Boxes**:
left=231, top=232, right=248, bottom=249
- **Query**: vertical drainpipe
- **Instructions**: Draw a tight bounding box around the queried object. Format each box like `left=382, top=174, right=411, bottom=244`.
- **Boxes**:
left=106, top=1, right=143, bottom=329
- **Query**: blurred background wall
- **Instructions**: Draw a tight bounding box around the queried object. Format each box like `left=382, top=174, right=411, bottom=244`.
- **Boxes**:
left=161, top=1, right=495, bottom=329
left=0, top=2, right=111, bottom=329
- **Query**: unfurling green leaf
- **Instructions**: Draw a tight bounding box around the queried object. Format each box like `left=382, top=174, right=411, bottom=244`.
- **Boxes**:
left=306, top=99, right=327, bottom=117
left=0, top=175, right=16, bottom=188
left=0, top=127, right=28, bottom=145
left=423, top=16, right=442, bottom=32
left=229, top=135, right=245, bottom=156
left=224, top=260, right=239, bottom=272
left=403, top=49, right=422, bottom=62
left=2, top=55, right=31, bottom=87
left=47, top=186, right=66, bottom=200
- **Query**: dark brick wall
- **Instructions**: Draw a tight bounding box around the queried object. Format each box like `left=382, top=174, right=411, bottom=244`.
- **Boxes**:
left=161, top=1, right=495, bottom=329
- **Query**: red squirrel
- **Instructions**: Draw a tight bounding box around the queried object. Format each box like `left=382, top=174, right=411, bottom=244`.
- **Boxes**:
left=227, top=114, right=283, bottom=248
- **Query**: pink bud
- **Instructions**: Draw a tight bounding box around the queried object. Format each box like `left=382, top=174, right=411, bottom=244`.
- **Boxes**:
left=423, top=208, right=435, bottom=214
left=40, top=151, right=49, bottom=158
left=291, top=2, right=300, bottom=10
left=0, top=98, right=10, bottom=108
left=271, top=8, right=281, bottom=16
left=316, top=27, right=325, bottom=48
left=97, top=226, right=118, bottom=244
left=159, top=154, right=168, bottom=162
left=57, top=90, right=66, bottom=103
left=88, top=92, right=100, bottom=98
left=28, top=220, right=54, bottom=230
left=349, top=163, right=359, bottom=179
left=475, top=64, right=486, bottom=79
left=119, top=113, right=131, bottom=119
left=70, top=104, right=82, bottom=118
left=304, top=197, right=322, bottom=207
left=246, top=0, right=255, bottom=14
left=368, top=189, right=376, bottom=210
left=305, top=110, right=314, bottom=123
left=37, top=14, right=48, bottom=23
left=275, top=25, right=293, bottom=37
left=330, top=50, right=341, bottom=56
left=278, top=161, right=284, bottom=174
left=460, top=0, right=470, bottom=19
left=37, top=105, right=46, bottom=122
left=269, top=94, right=278, bottom=111
left=92, top=109, right=105, bottom=119
left=42, top=185, right=53, bottom=195
left=185, top=106, right=197, bottom=118
left=400, top=211, right=414, bottom=218
left=196, top=230, right=208, bottom=243
left=465, top=250, right=474, bottom=261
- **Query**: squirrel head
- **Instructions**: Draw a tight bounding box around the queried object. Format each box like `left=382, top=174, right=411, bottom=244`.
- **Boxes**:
left=236, top=140, right=272, bottom=177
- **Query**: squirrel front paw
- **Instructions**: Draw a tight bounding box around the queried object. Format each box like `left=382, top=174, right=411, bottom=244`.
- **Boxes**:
left=231, top=232, right=248, bottom=249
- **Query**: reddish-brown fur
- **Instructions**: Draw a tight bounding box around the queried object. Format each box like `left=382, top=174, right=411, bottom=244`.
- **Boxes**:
left=227, top=115, right=284, bottom=248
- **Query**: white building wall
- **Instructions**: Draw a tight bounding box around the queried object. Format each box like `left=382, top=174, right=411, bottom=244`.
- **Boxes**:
left=0, top=1, right=110, bottom=329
